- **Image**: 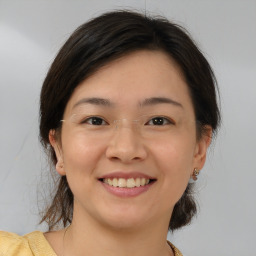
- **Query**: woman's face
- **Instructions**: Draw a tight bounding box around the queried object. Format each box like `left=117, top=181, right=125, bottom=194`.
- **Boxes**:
left=51, top=50, right=210, bottom=231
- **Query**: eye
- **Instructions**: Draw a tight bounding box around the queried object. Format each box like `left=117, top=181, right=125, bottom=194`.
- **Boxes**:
left=82, top=116, right=108, bottom=125
left=146, top=116, right=174, bottom=126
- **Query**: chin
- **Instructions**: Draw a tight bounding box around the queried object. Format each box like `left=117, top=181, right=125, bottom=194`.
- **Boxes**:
left=103, top=218, right=146, bottom=231
left=98, top=207, right=153, bottom=231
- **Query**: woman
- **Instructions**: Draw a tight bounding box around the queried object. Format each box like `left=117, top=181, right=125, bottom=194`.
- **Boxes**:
left=0, top=10, right=220, bottom=256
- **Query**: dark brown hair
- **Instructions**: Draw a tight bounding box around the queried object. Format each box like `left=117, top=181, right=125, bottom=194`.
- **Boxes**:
left=39, top=10, right=220, bottom=231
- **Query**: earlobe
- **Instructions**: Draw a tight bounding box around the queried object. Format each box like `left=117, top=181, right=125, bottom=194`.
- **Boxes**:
left=49, top=130, right=66, bottom=176
left=55, top=160, right=66, bottom=176
left=193, top=126, right=212, bottom=171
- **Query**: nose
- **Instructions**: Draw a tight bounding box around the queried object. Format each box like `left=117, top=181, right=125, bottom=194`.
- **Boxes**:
left=105, top=124, right=147, bottom=163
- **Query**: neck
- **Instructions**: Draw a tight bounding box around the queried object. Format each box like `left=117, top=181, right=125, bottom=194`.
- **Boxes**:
left=64, top=209, right=173, bottom=256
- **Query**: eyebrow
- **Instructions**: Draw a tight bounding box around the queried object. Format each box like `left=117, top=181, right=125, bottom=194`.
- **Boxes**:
left=72, top=96, right=183, bottom=109
left=140, top=97, right=183, bottom=108
left=72, top=97, right=114, bottom=109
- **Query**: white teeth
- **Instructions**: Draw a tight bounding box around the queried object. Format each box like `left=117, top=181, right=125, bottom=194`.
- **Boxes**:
left=135, top=178, right=140, bottom=187
left=107, top=178, right=113, bottom=186
left=103, top=177, right=151, bottom=188
left=112, top=178, right=118, bottom=187
left=127, top=178, right=135, bottom=188
left=118, top=178, right=126, bottom=188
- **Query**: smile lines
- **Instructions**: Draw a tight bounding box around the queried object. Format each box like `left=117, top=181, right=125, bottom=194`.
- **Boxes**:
left=102, top=177, right=153, bottom=188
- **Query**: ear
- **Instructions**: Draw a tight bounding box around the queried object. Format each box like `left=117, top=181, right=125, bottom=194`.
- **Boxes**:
left=193, top=125, right=212, bottom=172
left=49, top=129, right=66, bottom=176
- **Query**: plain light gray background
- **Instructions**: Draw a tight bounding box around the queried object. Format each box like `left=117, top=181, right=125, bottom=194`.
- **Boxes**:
left=0, top=1, right=255, bottom=255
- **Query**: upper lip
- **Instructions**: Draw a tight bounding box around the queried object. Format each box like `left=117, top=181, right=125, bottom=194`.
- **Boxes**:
left=98, top=172, right=156, bottom=180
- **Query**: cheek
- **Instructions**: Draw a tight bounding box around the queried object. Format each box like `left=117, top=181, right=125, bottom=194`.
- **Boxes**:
left=152, top=134, right=196, bottom=170
left=61, top=134, right=106, bottom=199
left=150, top=135, right=196, bottom=194
left=61, top=132, right=105, bottom=173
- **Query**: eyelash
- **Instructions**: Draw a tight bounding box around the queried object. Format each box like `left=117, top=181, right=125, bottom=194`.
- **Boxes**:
left=81, top=116, right=108, bottom=125
left=145, top=116, right=175, bottom=125
left=81, top=116, right=175, bottom=126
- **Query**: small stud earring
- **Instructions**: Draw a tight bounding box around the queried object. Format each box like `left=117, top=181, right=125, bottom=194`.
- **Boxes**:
left=192, top=168, right=200, bottom=181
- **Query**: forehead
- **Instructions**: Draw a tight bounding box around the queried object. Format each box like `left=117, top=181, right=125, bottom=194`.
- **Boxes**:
left=64, top=50, right=193, bottom=113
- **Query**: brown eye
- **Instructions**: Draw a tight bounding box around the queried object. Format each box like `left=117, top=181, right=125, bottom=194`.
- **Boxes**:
left=146, top=117, right=173, bottom=126
left=83, top=117, right=107, bottom=125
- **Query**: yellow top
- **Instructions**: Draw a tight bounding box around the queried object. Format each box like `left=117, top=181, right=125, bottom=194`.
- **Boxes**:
left=0, top=231, right=183, bottom=256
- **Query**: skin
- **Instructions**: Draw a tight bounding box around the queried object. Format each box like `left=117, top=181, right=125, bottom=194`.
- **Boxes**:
left=46, top=50, right=212, bottom=256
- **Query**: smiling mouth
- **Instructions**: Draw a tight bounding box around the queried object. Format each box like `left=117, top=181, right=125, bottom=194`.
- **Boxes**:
left=99, top=178, right=156, bottom=188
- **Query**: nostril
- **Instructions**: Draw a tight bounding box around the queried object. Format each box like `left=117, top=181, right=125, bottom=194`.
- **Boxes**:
left=109, top=156, right=122, bottom=162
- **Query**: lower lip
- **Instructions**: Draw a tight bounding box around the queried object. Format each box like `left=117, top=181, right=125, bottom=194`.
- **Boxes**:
left=101, top=181, right=154, bottom=197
